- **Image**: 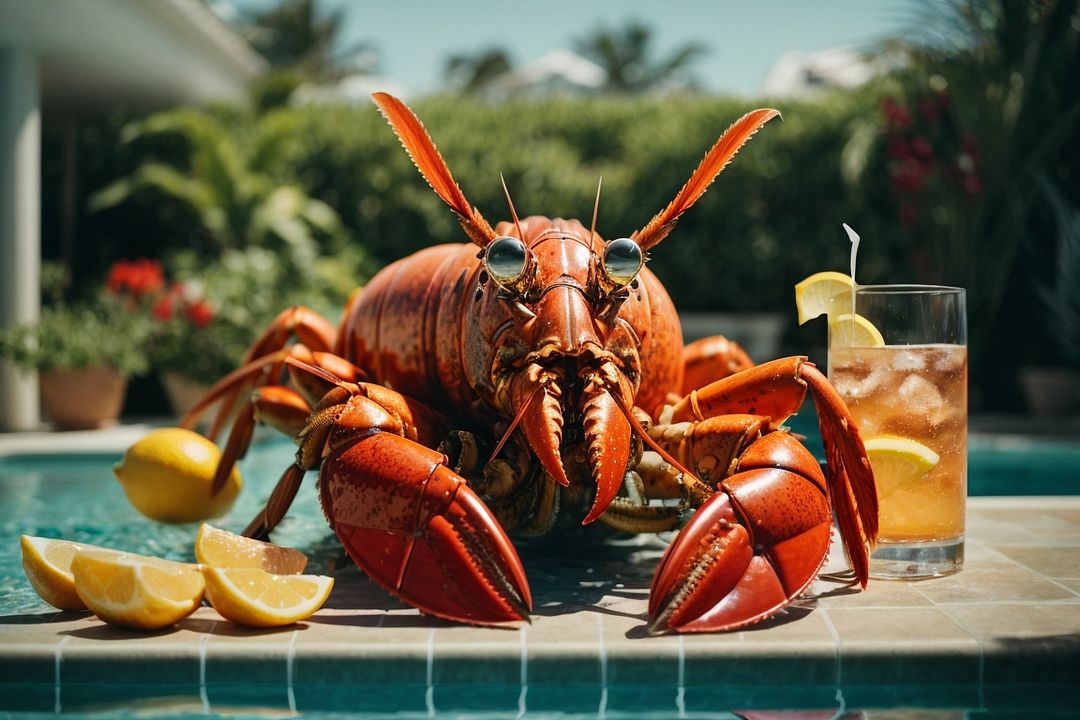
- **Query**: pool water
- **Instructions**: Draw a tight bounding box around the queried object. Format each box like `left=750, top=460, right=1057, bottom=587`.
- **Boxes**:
left=2, top=427, right=1079, bottom=616
left=2, top=429, right=1080, bottom=719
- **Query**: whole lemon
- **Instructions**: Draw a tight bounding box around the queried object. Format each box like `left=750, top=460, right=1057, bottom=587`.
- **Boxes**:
left=114, top=428, right=242, bottom=523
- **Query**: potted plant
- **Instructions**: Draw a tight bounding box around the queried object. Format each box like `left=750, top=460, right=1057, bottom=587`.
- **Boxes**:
left=0, top=262, right=154, bottom=429
left=1019, top=176, right=1080, bottom=417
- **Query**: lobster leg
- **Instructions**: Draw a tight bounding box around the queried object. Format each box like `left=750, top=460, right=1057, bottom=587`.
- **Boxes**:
left=680, top=335, right=754, bottom=396
left=646, top=356, right=877, bottom=633
left=182, top=346, right=369, bottom=495
left=206, top=306, right=338, bottom=441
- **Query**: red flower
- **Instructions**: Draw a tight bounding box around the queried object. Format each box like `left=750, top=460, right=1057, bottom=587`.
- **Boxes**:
left=911, top=136, right=933, bottom=160
left=106, top=258, right=164, bottom=299
left=886, top=137, right=912, bottom=160
left=184, top=300, right=214, bottom=328
left=152, top=294, right=174, bottom=321
left=890, top=157, right=931, bottom=194
left=881, top=98, right=912, bottom=129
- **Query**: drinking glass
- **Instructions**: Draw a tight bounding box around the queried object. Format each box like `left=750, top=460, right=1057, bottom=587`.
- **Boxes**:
left=828, top=285, right=967, bottom=578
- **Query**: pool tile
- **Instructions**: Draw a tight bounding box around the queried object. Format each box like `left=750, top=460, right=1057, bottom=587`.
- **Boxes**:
left=939, top=602, right=1080, bottom=640
left=0, top=645, right=55, bottom=684
left=993, top=545, right=1080, bottom=579
left=909, top=559, right=1076, bottom=604
left=294, top=647, right=428, bottom=686
left=813, top=575, right=933, bottom=609
left=825, top=606, right=974, bottom=644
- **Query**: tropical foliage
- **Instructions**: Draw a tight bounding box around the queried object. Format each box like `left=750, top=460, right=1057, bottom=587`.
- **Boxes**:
left=574, top=20, right=706, bottom=93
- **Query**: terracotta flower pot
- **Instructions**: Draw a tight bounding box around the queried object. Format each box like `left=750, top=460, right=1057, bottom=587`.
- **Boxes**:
left=160, top=371, right=213, bottom=420
left=40, top=367, right=127, bottom=430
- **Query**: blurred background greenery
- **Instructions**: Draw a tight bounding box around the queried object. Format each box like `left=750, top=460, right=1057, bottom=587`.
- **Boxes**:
left=27, top=0, right=1080, bottom=414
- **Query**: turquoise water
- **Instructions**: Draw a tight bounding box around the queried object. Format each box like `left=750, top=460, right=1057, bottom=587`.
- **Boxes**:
left=2, top=432, right=1080, bottom=718
left=2, top=429, right=1080, bottom=616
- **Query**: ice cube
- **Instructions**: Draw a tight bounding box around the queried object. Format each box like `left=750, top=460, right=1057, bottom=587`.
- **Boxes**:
left=834, top=366, right=886, bottom=399
left=892, top=349, right=926, bottom=371
left=932, top=346, right=967, bottom=375
left=898, top=374, right=944, bottom=411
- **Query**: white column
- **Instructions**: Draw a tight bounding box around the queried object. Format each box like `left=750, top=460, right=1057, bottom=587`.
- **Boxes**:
left=0, top=48, right=42, bottom=431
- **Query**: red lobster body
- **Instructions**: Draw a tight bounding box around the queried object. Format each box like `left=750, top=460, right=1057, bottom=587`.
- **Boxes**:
left=340, top=222, right=681, bottom=430
left=184, top=94, right=877, bottom=633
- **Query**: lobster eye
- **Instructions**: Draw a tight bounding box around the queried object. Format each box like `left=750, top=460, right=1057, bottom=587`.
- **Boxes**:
left=485, top=235, right=529, bottom=288
left=602, top=237, right=643, bottom=286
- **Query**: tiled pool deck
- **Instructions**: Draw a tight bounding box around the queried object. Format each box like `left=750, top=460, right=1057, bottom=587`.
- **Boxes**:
left=1, top=423, right=1079, bottom=716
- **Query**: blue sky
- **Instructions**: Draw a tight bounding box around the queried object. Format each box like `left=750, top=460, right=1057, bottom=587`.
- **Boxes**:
left=229, top=0, right=912, bottom=96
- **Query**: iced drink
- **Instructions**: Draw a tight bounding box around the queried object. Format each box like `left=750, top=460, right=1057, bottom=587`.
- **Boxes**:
left=828, top=284, right=967, bottom=578
left=829, top=344, right=967, bottom=542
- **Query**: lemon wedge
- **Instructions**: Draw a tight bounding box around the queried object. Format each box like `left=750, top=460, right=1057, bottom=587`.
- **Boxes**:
left=202, top=567, right=333, bottom=628
left=195, top=523, right=308, bottom=575
left=794, top=271, right=853, bottom=325
left=71, top=550, right=205, bottom=630
left=114, top=428, right=242, bottom=523
left=20, top=536, right=120, bottom=611
left=829, top=313, right=886, bottom=348
left=864, top=435, right=940, bottom=498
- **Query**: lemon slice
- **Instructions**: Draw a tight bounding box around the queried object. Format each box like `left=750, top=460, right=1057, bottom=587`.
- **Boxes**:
left=795, top=271, right=853, bottom=325
left=71, top=550, right=205, bottom=630
left=195, top=523, right=308, bottom=574
left=864, top=435, right=940, bottom=498
left=202, top=567, right=333, bottom=628
left=114, top=427, right=242, bottom=523
left=20, top=536, right=121, bottom=611
left=829, top=313, right=886, bottom=347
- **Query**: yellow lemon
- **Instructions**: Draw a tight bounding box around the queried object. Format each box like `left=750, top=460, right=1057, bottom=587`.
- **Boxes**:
left=114, top=428, right=241, bottom=523
left=864, top=435, right=940, bottom=499
left=794, top=271, right=853, bottom=325
left=195, top=523, right=308, bottom=575
left=202, top=567, right=333, bottom=628
left=20, top=535, right=121, bottom=610
left=828, top=313, right=886, bottom=348
left=71, top=550, right=205, bottom=631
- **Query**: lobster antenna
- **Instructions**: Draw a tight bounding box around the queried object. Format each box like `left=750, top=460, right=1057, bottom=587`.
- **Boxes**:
left=500, top=173, right=525, bottom=240
left=589, top=176, right=603, bottom=242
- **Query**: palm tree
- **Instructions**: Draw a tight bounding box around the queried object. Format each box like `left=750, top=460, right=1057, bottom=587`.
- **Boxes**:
left=574, top=20, right=706, bottom=93
left=444, top=47, right=514, bottom=95
left=242, top=0, right=379, bottom=80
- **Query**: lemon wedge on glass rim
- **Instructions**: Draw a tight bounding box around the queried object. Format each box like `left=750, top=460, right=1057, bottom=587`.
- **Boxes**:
left=863, top=435, right=940, bottom=498
left=829, top=312, right=886, bottom=347
left=794, top=271, right=854, bottom=325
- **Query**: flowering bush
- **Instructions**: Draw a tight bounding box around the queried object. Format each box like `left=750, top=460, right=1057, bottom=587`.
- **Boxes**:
left=877, top=88, right=984, bottom=281
left=0, top=261, right=154, bottom=377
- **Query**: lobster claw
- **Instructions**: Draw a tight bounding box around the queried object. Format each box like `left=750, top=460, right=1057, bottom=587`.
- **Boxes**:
left=320, top=431, right=532, bottom=626
left=648, top=433, right=833, bottom=633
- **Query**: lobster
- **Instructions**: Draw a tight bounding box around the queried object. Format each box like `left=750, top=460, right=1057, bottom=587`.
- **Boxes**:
left=182, top=93, right=877, bottom=633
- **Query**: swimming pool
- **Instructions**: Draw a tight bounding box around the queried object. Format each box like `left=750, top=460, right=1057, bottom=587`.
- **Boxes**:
left=2, top=428, right=1079, bottom=616
left=2, top=430, right=1079, bottom=718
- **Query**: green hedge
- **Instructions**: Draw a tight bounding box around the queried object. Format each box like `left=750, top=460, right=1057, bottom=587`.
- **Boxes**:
left=47, top=92, right=901, bottom=316
left=276, top=92, right=893, bottom=313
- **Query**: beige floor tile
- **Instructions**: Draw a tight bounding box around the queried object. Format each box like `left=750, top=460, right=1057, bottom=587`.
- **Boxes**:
left=910, top=559, right=1077, bottom=604
left=824, top=606, right=973, bottom=644
left=994, top=545, right=1080, bottom=579
left=940, top=602, right=1080, bottom=639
